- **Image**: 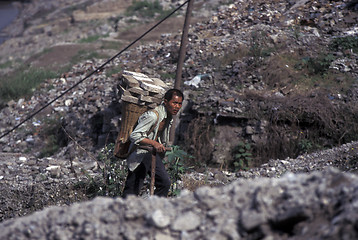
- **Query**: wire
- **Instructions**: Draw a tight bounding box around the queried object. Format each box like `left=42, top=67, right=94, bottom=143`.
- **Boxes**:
left=0, top=0, right=190, bottom=140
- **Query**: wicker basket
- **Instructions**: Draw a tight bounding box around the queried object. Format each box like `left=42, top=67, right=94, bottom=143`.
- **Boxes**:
left=117, top=102, right=149, bottom=142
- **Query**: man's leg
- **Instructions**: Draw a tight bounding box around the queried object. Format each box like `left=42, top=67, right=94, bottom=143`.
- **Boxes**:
left=152, top=155, right=171, bottom=197
left=139, top=154, right=171, bottom=197
left=122, top=161, right=147, bottom=198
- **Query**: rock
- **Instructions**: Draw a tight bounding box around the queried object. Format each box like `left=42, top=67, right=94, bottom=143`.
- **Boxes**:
left=171, top=211, right=201, bottom=231
left=148, top=209, right=171, bottom=228
left=1, top=168, right=358, bottom=239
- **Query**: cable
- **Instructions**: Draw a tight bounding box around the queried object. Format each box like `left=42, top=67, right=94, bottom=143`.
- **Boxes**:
left=0, top=0, right=190, bottom=140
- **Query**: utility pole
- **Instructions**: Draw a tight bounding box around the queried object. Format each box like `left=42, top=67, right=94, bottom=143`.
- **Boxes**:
left=174, top=0, right=194, bottom=89
left=170, top=0, right=195, bottom=143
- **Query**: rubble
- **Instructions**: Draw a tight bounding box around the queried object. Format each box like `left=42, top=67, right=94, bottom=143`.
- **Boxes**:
left=2, top=167, right=358, bottom=239
left=0, top=0, right=357, bottom=235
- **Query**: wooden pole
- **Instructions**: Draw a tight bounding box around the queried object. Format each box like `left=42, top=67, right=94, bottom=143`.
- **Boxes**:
left=150, top=153, right=156, bottom=195
left=170, top=0, right=194, bottom=143
left=174, top=0, right=194, bottom=89
left=138, top=146, right=172, bottom=196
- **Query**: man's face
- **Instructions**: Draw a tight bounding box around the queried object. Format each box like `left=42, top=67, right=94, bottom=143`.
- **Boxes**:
left=164, top=94, right=183, bottom=116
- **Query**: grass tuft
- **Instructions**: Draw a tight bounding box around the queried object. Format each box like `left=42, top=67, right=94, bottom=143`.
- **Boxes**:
left=0, top=68, right=58, bottom=103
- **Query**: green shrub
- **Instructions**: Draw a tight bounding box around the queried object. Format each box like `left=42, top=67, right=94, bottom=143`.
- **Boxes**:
left=165, top=145, right=192, bottom=196
left=78, top=143, right=128, bottom=198
left=97, top=143, right=128, bottom=197
left=309, top=54, right=336, bottom=75
left=78, top=34, right=109, bottom=44
left=232, top=141, right=252, bottom=171
left=159, top=72, right=176, bottom=80
left=298, top=139, right=313, bottom=154
left=105, top=65, right=122, bottom=77
left=69, top=50, right=102, bottom=66
left=295, top=54, right=336, bottom=75
left=101, top=40, right=123, bottom=50
left=0, top=67, right=58, bottom=103
left=249, top=30, right=275, bottom=67
left=0, top=60, right=13, bottom=69
left=126, top=0, right=169, bottom=19
left=329, top=35, right=358, bottom=53
left=290, top=25, right=302, bottom=40
left=36, top=114, right=68, bottom=158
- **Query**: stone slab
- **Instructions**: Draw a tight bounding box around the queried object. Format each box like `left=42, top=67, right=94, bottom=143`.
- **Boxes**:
left=121, top=95, right=140, bottom=104
left=121, top=74, right=140, bottom=88
left=128, top=87, right=149, bottom=96
left=141, top=81, right=166, bottom=94
left=123, top=70, right=148, bottom=79
left=152, top=78, right=168, bottom=88
left=139, top=95, right=162, bottom=104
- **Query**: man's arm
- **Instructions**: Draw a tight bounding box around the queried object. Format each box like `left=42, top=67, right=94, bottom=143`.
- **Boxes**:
left=130, top=111, right=165, bottom=153
left=139, top=138, right=166, bottom=153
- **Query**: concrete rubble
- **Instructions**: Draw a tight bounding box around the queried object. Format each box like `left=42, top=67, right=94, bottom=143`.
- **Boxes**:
left=1, top=167, right=358, bottom=239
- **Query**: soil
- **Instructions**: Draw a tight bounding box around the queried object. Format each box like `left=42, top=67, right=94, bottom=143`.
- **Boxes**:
left=28, top=43, right=100, bottom=70
left=26, top=15, right=207, bottom=73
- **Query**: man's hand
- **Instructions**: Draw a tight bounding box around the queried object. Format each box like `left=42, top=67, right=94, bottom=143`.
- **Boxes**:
left=152, top=141, right=166, bottom=153
left=139, top=138, right=166, bottom=153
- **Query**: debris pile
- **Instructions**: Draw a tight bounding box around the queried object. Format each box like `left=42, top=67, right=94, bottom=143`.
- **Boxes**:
left=2, top=168, right=358, bottom=240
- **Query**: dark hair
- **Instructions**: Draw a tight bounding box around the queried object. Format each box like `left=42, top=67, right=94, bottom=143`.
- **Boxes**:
left=164, top=89, right=184, bottom=101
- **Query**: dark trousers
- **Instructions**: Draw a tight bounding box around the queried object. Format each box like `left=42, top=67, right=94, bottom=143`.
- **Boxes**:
left=122, top=153, right=171, bottom=198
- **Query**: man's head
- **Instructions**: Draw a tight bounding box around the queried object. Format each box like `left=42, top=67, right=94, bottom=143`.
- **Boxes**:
left=164, top=89, right=184, bottom=116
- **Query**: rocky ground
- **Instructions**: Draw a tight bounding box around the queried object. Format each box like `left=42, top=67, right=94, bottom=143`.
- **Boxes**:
left=0, top=0, right=358, bottom=238
left=2, top=167, right=358, bottom=239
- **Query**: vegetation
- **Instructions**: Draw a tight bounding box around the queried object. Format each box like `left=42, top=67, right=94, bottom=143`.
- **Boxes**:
left=105, top=65, right=122, bottom=77
left=70, top=49, right=104, bottom=64
left=249, top=30, right=275, bottom=67
left=77, top=143, right=127, bottom=198
left=329, top=35, right=358, bottom=53
left=78, top=33, right=110, bottom=44
left=231, top=142, right=252, bottom=171
left=125, top=0, right=175, bottom=19
left=31, top=113, right=68, bottom=158
left=299, top=53, right=336, bottom=75
left=101, top=40, right=123, bottom=50
left=0, top=67, right=58, bottom=104
left=0, top=0, right=357, bottom=178
left=0, top=60, right=13, bottom=69
left=298, top=139, right=314, bottom=154
left=165, top=145, right=193, bottom=196
left=76, top=144, right=193, bottom=198
left=78, top=35, right=102, bottom=43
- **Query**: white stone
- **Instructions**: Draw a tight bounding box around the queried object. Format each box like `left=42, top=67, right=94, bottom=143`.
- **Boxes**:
left=18, top=156, right=27, bottom=162
left=171, top=212, right=201, bottom=231
left=148, top=210, right=170, bottom=228
left=65, top=99, right=73, bottom=106
left=46, top=165, right=61, bottom=178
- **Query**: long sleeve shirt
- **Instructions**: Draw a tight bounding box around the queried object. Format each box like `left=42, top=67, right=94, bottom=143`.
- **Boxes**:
left=127, top=104, right=172, bottom=171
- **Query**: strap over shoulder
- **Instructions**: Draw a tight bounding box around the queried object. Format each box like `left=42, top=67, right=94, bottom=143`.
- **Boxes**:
left=148, top=109, right=159, bottom=135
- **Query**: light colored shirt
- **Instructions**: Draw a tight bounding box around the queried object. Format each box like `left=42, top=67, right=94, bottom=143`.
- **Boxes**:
left=127, top=104, right=172, bottom=171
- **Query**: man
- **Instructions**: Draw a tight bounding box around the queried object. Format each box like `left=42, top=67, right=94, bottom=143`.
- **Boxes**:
left=122, top=89, right=184, bottom=197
